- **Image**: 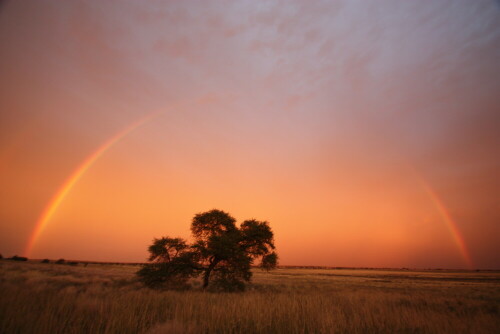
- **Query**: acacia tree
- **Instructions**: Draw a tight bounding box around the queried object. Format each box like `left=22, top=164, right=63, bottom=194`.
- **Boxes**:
left=137, top=209, right=277, bottom=291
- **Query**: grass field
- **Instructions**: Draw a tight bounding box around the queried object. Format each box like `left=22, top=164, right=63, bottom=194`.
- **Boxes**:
left=0, top=260, right=498, bottom=333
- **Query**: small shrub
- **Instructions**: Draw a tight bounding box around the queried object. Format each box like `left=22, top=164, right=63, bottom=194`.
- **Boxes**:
left=41, top=259, right=50, bottom=263
left=67, top=261, right=79, bottom=266
left=137, top=263, right=191, bottom=290
left=10, top=255, right=28, bottom=261
left=55, top=259, right=65, bottom=264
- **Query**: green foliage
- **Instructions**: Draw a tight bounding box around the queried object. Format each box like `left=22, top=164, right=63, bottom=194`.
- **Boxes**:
left=137, top=209, right=278, bottom=291
left=261, top=252, right=278, bottom=270
left=191, top=210, right=237, bottom=240
left=137, top=262, right=192, bottom=290
left=147, top=237, right=189, bottom=263
left=137, top=237, right=196, bottom=290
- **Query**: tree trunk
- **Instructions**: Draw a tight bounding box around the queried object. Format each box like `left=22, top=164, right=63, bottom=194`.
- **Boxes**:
left=202, top=260, right=217, bottom=289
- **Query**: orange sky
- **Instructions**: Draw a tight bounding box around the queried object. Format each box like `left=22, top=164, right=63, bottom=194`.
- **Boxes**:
left=1, top=0, right=499, bottom=269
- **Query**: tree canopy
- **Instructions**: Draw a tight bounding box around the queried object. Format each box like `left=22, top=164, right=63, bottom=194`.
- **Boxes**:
left=137, top=209, right=277, bottom=291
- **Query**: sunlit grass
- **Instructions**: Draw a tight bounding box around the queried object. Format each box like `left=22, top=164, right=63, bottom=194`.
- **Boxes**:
left=0, top=261, right=498, bottom=333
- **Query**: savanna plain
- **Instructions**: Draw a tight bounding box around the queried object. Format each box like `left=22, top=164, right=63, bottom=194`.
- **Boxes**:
left=0, top=260, right=498, bottom=334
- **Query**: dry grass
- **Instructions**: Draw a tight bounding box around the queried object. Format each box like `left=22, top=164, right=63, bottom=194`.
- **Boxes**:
left=0, top=261, right=498, bottom=333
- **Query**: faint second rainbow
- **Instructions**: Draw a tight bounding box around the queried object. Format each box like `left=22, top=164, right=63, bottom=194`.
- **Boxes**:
left=418, top=178, right=473, bottom=269
left=24, top=111, right=163, bottom=257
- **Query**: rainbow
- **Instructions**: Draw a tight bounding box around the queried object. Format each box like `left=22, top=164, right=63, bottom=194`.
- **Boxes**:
left=25, top=113, right=474, bottom=268
left=24, top=111, right=163, bottom=257
left=418, top=178, right=473, bottom=268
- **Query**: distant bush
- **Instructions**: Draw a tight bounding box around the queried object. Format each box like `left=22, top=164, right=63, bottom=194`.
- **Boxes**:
left=67, top=261, right=79, bottom=266
left=55, top=259, right=65, bottom=264
left=137, top=263, right=192, bottom=290
left=10, top=255, right=28, bottom=261
left=41, top=259, right=50, bottom=263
